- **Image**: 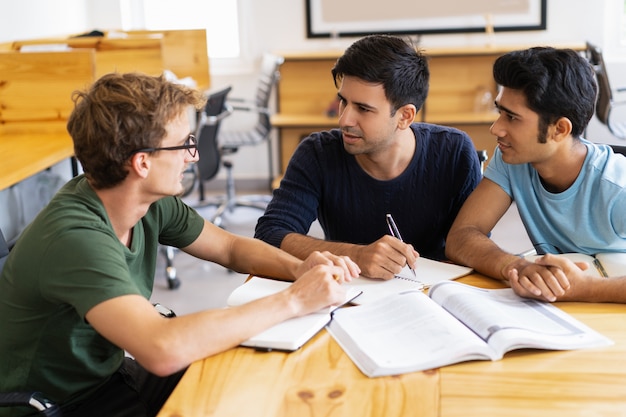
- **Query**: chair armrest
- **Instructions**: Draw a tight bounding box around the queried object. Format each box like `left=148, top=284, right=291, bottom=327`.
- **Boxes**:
left=0, top=391, right=60, bottom=415
left=226, top=100, right=271, bottom=115
left=202, top=103, right=234, bottom=126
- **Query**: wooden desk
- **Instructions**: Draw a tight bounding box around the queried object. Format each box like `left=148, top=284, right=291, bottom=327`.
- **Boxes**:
left=270, top=114, right=338, bottom=181
left=0, top=122, right=74, bottom=190
left=157, top=273, right=626, bottom=417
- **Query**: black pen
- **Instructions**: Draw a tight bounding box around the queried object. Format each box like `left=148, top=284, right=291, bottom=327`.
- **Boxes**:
left=385, top=213, right=417, bottom=278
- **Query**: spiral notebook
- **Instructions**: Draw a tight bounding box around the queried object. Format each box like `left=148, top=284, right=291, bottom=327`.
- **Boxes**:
left=345, top=257, right=472, bottom=305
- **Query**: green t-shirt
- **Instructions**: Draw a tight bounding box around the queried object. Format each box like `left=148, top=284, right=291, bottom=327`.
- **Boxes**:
left=0, top=175, right=204, bottom=411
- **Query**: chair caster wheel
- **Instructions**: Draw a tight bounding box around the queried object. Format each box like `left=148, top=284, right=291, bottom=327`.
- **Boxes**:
left=166, top=266, right=181, bottom=290
left=167, top=277, right=181, bottom=290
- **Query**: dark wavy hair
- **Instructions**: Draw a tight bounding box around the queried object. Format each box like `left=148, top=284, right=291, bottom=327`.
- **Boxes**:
left=493, top=47, right=596, bottom=141
left=67, top=72, right=206, bottom=189
left=331, top=35, right=429, bottom=115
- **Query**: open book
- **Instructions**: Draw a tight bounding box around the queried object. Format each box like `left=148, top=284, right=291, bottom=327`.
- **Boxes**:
left=327, top=280, right=612, bottom=378
left=226, top=277, right=361, bottom=352
left=345, top=257, right=472, bottom=305
left=525, top=252, right=626, bottom=278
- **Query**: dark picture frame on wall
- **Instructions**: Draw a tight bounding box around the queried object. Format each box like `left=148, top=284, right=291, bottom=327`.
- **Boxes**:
left=305, top=0, right=547, bottom=39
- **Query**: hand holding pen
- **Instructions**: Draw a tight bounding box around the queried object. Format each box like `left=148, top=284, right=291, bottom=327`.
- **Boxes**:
left=385, top=213, right=417, bottom=278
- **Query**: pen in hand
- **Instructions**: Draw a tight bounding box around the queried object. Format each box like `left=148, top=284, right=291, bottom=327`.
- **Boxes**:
left=385, top=213, right=417, bottom=278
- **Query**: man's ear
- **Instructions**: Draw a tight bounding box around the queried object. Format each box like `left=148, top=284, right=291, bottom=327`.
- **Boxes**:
left=128, top=153, right=151, bottom=179
left=397, top=104, right=417, bottom=129
left=551, top=117, right=573, bottom=142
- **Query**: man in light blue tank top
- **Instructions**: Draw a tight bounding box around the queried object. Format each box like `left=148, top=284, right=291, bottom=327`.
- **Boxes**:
left=446, top=47, right=626, bottom=303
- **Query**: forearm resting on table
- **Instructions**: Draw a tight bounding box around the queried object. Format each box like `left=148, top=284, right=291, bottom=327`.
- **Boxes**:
left=446, top=226, right=520, bottom=281
left=281, top=233, right=359, bottom=261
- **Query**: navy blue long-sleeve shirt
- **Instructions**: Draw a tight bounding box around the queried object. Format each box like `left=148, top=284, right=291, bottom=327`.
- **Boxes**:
left=255, top=124, right=481, bottom=260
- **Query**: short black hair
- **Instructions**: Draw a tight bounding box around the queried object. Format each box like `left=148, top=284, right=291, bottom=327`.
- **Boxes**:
left=332, top=34, right=429, bottom=114
left=493, top=47, right=596, bottom=138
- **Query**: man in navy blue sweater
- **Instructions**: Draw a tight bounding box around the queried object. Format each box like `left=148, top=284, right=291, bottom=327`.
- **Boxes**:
left=255, top=35, right=481, bottom=279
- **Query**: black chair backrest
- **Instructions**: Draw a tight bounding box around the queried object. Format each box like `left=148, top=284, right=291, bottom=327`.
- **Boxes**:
left=610, top=144, right=626, bottom=157
left=196, top=86, right=233, bottom=182
left=586, top=42, right=613, bottom=126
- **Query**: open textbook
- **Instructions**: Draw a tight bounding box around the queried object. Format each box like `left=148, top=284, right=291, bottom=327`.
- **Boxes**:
left=346, top=257, right=472, bottom=305
left=327, top=280, right=612, bottom=378
left=525, top=252, right=626, bottom=278
left=226, top=277, right=361, bottom=351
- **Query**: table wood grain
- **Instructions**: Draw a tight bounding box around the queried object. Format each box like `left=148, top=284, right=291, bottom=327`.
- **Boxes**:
left=158, top=273, right=626, bottom=417
left=0, top=121, right=74, bottom=190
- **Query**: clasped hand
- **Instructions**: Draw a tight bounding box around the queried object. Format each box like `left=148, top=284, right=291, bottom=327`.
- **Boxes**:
left=504, top=253, right=591, bottom=302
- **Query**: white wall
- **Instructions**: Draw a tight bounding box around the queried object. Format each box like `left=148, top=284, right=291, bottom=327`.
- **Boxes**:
left=0, top=0, right=624, bottom=238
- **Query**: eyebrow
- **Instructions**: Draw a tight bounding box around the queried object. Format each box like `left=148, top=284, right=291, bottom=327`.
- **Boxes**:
left=177, top=133, right=192, bottom=145
left=337, top=92, right=377, bottom=112
left=494, top=100, right=522, bottom=118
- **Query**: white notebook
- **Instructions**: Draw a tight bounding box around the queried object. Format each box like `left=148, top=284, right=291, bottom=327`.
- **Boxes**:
left=345, top=257, right=472, bottom=305
left=226, top=277, right=361, bottom=352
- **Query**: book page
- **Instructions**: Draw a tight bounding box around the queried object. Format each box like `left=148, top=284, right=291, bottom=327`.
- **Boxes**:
left=345, top=273, right=424, bottom=305
left=397, top=257, right=473, bottom=288
left=227, top=277, right=292, bottom=307
left=428, top=281, right=612, bottom=356
left=328, top=291, right=496, bottom=377
left=596, top=252, right=626, bottom=277
left=346, top=258, right=472, bottom=305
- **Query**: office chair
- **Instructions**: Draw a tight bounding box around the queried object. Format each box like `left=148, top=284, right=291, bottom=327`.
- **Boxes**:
left=586, top=42, right=626, bottom=140
left=477, top=149, right=488, bottom=174
left=162, top=85, right=234, bottom=289
left=212, top=53, right=285, bottom=223
left=0, top=228, right=62, bottom=416
left=0, top=392, right=61, bottom=417
left=610, top=144, right=626, bottom=156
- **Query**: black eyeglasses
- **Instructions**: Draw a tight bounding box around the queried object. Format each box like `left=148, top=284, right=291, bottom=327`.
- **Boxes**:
left=130, top=134, right=198, bottom=158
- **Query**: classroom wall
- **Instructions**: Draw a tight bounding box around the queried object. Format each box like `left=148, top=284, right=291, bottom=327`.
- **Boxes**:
left=0, top=0, right=624, bottom=238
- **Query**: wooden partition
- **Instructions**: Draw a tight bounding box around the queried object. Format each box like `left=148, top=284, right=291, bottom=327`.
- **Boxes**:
left=124, top=29, right=210, bottom=90
left=0, top=29, right=210, bottom=191
left=0, top=50, right=96, bottom=123
left=11, top=29, right=210, bottom=90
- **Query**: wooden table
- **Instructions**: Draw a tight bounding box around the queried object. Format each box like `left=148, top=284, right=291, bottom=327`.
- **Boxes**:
left=0, top=121, right=74, bottom=190
left=157, top=274, right=626, bottom=417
